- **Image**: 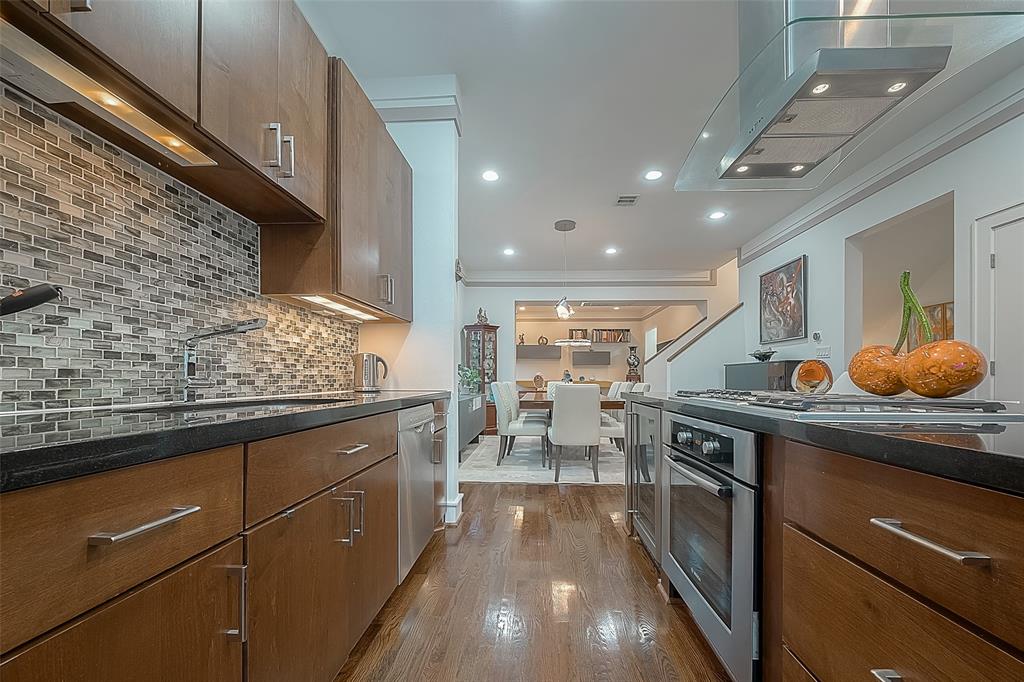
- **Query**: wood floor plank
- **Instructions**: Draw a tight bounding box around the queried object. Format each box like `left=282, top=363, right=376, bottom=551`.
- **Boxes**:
left=337, top=483, right=728, bottom=682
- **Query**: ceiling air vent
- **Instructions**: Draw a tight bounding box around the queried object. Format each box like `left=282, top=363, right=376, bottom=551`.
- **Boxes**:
left=616, top=194, right=640, bottom=207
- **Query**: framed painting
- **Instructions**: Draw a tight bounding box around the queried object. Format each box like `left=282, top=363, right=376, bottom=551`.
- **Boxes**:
left=908, top=301, right=953, bottom=350
left=759, top=255, right=807, bottom=343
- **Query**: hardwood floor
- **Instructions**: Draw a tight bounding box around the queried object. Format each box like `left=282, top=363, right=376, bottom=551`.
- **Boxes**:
left=337, top=483, right=728, bottom=682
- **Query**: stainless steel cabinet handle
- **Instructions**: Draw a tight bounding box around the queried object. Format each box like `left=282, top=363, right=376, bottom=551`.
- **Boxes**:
left=869, top=518, right=991, bottom=566
left=666, top=459, right=732, bottom=499
left=280, top=135, right=295, bottom=178
left=871, top=670, right=902, bottom=681
left=378, top=274, right=390, bottom=302
left=345, top=490, right=366, bottom=537
left=87, top=505, right=201, bottom=545
left=336, top=443, right=369, bottom=456
left=225, top=564, right=247, bottom=642
left=334, top=495, right=356, bottom=546
left=387, top=275, right=395, bottom=305
left=261, top=122, right=282, bottom=167
left=432, top=437, right=443, bottom=464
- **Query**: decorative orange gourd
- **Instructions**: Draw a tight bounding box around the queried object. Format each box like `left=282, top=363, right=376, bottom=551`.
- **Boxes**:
left=901, top=339, right=987, bottom=398
left=848, top=345, right=907, bottom=396
left=847, top=271, right=986, bottom=398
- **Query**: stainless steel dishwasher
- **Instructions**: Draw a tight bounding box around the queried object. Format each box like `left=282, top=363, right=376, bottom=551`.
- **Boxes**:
left=398, top=404, right=437, bottom=582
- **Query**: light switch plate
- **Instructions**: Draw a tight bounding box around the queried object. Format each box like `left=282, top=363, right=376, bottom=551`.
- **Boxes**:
left=816, top=346, right=831, bottom=358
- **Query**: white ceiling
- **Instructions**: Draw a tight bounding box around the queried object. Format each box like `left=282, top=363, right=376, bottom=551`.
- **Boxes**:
left=300, top=0, right=1024, bottom=278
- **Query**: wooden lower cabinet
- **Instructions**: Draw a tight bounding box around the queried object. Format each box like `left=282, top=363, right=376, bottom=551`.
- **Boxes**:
left=245, top=454, right=399, bottom=682
left=345, top=455, right=400, bottom=642
left=0, top=539, right=244, bottom=681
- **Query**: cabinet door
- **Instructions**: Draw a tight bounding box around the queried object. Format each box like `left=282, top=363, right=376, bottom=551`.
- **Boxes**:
left=49, top=0, right=199, bottom=120
left=276, top=0, right=327, bottom=218
left=0, top=539, right=243, bottom=681
left=377, top=131, right=414, bottom=321
left=200, top=0, right=279, bottom=179
left=336, top=60, right=382, bottom=307
left=345, top=454, right=399, bottom=646
left=245, top=487, right=351, bottom=682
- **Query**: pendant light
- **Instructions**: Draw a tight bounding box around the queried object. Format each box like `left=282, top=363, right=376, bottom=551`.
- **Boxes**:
left=553, top=220, right=576, bottom=320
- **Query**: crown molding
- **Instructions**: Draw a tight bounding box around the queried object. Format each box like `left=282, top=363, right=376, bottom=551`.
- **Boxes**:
left=364, top=74, right=462, bottom=136
left=460, top=269, right=716, bottom=287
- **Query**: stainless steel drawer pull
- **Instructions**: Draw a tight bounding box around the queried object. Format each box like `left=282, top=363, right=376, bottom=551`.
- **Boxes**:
left=334, top=496, right=356, bottom=546
left=871, top=669, right=902, bottom=681
left=261, top=122, right=282, bottom=167
left=87, top=505, right=201, bottom=545
left=225, top=564, right=248, bottom=642
left=345, top=490, right=366, bottom=536
left=431, top=437, right=443, bottom=464
left=280, top=135, right=295, bottom=178
left=336, top=443, right=370, bottom=456
left=869, top=518, right=991, bottom=566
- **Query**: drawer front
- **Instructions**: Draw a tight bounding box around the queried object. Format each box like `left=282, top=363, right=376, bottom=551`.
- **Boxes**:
left=782, top=524, right=1024, bottom=681
left=246, top=411, right=398, bottom=526
left=0, top=446, right=243, bottom=653
left=0, top=539, right=243, bottom=681
left=783, top=441, right=1024, bottom=650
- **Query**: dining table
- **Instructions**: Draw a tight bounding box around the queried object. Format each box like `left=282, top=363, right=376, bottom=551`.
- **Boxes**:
left=517, top=389, right=625, bottom=410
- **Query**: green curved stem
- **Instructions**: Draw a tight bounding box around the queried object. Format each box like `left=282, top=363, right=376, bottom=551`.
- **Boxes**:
left=893, top=290, right=911, bottom=354
left=899, top=270, right=934, bottom=347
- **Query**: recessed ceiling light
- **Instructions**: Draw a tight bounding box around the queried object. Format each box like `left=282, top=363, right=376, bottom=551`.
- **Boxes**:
left=811, top=83, right=830, bottom=94
left=643, top=170, right=663, bottom=181
left=735, top=165, right=750, bottom=173
left=605, top=247, right=618, bottom=255
left=482, top=170, right=499, bottom=182
left=887, top=81, right=907, bottom=93
left=701, top=131, right=711, bottom=139
left=707, top=210, right=727, bottom=221
left=503, top=247, right=515, bottom=255
left=791, top=164, right=805, bottom=172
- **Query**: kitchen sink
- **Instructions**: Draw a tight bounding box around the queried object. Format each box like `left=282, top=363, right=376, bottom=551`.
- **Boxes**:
left=121, top=397, right=348, bottom=414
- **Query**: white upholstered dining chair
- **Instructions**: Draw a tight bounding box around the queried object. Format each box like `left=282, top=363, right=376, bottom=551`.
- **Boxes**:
left=490, top=381, right=548, bottom=466
left=547, top=383, right=602, bottom=482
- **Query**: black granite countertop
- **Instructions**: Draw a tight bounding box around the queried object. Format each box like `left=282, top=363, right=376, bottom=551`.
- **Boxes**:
left=626, top=392, right=1024, bottom=497
left=0, top=390, right=449, bottom=493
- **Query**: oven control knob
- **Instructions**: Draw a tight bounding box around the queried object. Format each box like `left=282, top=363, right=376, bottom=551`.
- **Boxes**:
left=701, top=438, right=720, bottom=456
left=676, top=430, right=693, bottom=446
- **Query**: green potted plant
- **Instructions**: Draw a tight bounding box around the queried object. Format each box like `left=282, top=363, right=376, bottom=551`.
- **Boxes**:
left=457, top=364, right=481, bottom=395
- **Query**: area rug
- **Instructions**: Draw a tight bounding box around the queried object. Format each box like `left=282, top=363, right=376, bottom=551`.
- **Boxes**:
left=459, top=435, right=625, bottom=484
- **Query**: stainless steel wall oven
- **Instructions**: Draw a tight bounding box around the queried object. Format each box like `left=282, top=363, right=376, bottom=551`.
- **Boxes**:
left=661, top=411, right=759, bottom=682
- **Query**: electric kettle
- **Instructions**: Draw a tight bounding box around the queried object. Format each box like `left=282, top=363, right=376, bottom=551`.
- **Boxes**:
left=353, top=352, right=389, bottom=392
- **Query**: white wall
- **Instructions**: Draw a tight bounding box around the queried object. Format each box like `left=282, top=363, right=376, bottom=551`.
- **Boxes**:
left=734, top=114, right=1024, bottom=383
left=856, top=197, right=954, bottom=347
left=357, top=119, right=462, bottom=522
left=460, top=258, right=740, bottom=390
left=669, top=307, right=746, bottom=391
left=640, top=304, right=707, bottom=348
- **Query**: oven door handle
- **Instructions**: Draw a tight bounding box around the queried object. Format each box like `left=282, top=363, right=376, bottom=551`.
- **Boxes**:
left=665, top=457, right=733, bottom=499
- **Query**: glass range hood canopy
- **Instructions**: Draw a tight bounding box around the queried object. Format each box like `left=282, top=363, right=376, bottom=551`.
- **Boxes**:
left=675, top=11, right=1024, bottom=191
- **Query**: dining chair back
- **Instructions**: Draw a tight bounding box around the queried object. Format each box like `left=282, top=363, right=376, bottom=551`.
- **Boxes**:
left=549, top=383, right=600, bottom=447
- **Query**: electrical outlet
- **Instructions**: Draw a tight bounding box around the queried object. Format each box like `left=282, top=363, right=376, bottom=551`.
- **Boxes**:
left=816, top=346, right=831, bottom=358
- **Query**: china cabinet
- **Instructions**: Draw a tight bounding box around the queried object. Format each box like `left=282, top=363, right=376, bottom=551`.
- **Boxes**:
left=463, top=324, right=499, bottom=396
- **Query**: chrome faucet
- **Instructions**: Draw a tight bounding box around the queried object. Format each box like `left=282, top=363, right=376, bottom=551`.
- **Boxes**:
left=182, top=318, right=267, bottom=400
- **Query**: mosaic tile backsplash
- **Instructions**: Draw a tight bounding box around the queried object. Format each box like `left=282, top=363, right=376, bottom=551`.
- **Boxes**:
left=0, top=87, right=360, bottom=416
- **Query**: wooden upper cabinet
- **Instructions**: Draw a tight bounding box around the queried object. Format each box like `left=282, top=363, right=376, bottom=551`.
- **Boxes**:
left=276, top=0, right=327, bottom=217
left=336, top=59, right=383, bottom=308
left=200, top=0, right=280, bottom=181
left=47, top=0, right=199, bottom=120
left=377, top=130, right=414, bottom=321
left=0, top=539, right=244, bottom=682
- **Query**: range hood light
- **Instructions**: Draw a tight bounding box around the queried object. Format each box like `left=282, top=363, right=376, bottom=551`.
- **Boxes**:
left=718, top=46, right=951, bottom=180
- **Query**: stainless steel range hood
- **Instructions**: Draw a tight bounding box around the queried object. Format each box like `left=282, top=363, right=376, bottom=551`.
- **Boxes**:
left=676, top=10, right=1024, bottom=191
left=719, top=46, right=949, bottom=179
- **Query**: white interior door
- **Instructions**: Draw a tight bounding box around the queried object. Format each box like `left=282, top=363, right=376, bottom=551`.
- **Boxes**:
left=992, top=216, right=1024, bottom=405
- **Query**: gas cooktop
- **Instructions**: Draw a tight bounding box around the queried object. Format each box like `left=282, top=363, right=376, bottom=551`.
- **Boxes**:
left=672, top=389, right=1024, bottom=423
